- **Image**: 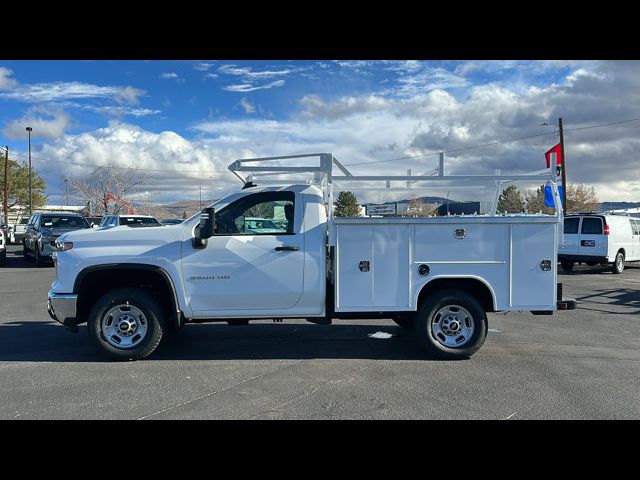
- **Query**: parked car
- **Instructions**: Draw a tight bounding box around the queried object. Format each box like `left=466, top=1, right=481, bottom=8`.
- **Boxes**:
left=99, top=214, right=161, bottom=227
left=0, top=228, right=6, bottom=266
left=12, top=216, right=29, bottom=244
left=558, top=213, right=640, bottom=274
left=161, top=218, right=183, bottom=225
left=23, top=212, right=92, bottom=266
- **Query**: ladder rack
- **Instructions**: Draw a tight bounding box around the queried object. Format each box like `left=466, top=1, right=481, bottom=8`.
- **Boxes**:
left=228, top=152, right=563, bottom=220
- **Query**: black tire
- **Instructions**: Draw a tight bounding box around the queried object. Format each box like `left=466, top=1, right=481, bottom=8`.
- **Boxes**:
left=560, top=259, right=574, bottom=272
left=414, top=289, right=488, bottom=359
left=391, top=315, right=415, bottom=330
left=22, top=244, right=30, bottom=261
left=612, top=251, right=625, bottom=274
left=34, top=246, right=44, bottom=267
left=88, top=288, right=167, bottom=361
left=0, top=250, right=6, bottom=266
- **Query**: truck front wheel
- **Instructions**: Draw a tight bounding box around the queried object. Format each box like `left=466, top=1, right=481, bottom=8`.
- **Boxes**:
left=414, top=290, right=487, bottom=359
left=88, top=288, right=167, bottom=361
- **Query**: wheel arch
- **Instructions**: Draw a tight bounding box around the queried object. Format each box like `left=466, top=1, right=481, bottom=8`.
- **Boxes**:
left=414, top=275, right=497, bottom=313
left=74, top=264, right=183, bottom=325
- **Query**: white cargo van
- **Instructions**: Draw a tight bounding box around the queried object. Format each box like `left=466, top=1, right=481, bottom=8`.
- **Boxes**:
left=558, top=214, right=640, bottom=273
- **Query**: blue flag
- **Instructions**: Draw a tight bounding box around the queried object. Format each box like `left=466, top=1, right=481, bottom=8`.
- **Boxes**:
left=544, top=184, right=564, bottom=207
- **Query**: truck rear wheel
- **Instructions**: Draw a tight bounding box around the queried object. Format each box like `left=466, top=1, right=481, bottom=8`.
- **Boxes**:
left=88, top=288, right=167, bottom=361
left=414, top=290, right=487, bottom=359
left=612, top=252, right=625, bottom=274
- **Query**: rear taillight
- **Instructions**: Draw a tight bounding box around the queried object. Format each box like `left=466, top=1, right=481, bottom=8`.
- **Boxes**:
left=604, top=224, right=610, bottom=235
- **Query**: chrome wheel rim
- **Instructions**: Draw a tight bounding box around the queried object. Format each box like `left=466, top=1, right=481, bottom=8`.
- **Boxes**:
left=101, top=304, right=148, bottom=349
left=617, top=255, right=623, bottom=270
left=431, top=304, right=475, bottom=348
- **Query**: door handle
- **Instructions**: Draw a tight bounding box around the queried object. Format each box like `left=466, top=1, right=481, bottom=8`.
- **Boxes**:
left=275, top=245, right=300, bottom=252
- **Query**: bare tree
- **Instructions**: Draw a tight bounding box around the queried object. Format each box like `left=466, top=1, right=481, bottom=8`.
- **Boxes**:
left=566, top=184, right=600, bottom=212
left=406, top=196, right=436, bottom=217
left=66, top=165, right=148, bottom=215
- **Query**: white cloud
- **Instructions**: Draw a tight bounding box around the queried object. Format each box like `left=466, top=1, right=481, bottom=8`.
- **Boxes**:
left=115, top=86, right=145, bottom=105
left=35, top=123, right=242, bottom=204
left=218, top=64, right=294, bottom=79
left=88, top=106, right=161, bottom=117
left=204, top=73, right=218, bottom=80
left=0, top=81, right=145, bottom=105
left=223, top=80, right=285, bottom=92
left=194, top=62, right=215, bottom=71
left=160, top=72, right=179, bottom=79
left=3, top=108, right=71, bottom=140
left=239, top=97, right=256, bottom=114
left=0, top=66, right=17, bottom=89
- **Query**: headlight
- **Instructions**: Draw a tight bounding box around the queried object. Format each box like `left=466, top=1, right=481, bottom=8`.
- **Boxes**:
left=55, top=239, right=73, bottom=251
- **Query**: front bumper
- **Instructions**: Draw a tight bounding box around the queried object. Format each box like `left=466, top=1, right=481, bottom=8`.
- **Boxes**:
left=40, top=240, right=58, bottom=257
left=47, top=291, right=79, bottom=332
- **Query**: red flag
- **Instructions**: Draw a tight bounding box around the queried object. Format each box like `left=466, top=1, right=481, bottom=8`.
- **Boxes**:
left=545, top=143, right=562, bottom=168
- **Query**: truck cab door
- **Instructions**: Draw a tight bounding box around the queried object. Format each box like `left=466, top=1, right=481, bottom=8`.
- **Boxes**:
left=181, top=190, right=305, bottom=316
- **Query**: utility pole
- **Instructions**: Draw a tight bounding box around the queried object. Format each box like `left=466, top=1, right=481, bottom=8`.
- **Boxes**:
left=559, top=117, right=568, bottom=212
left=3, top=146, right=8, bottom=225
left=26, top=126, right=33, bottom=215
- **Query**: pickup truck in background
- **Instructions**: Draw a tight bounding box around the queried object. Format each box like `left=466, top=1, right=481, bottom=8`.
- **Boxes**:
left=47, top=153, right=576, bottom=361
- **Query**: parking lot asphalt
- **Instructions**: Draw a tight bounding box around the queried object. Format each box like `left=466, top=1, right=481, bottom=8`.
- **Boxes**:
left=1, top=243, right=639, bottom=419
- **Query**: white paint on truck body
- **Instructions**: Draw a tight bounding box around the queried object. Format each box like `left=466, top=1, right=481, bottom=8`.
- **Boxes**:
left=334, top=216, right=558, bottom=312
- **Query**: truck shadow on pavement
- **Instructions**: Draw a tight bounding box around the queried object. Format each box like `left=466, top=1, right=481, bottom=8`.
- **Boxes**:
left=574, top=288, right=640, bottom=315
left=0, top=321, right=441, bottom=362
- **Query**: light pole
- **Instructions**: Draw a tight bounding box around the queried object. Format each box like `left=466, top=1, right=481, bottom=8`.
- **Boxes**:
left=64, top=178, right=68, bottom=206
left=26, top=126, right=33, bottom=215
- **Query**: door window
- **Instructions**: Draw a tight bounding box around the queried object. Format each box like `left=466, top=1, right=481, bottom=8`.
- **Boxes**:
left=215, top=191, right=295, bottom=236
left=581, top=217, right=602, bottom=234
left=631, top=219, right=640, bottom=235
left=564, top=217, right=580, bottom=234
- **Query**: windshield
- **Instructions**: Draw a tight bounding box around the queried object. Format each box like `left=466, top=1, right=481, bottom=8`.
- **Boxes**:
left=120, top=217, right=160, bottom=226
left=40, top=215, right=90, bottom=229
left=19, top=218, right=29, bottom=225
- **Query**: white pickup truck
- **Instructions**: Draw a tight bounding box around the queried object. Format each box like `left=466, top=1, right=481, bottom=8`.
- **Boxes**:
left=47, top=153, right=576, bottom=360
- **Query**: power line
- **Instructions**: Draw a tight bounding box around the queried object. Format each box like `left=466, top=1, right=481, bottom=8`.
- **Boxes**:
left=343, top=116, right=640, bottom=167
left=5, top=152, right=233, bottom=175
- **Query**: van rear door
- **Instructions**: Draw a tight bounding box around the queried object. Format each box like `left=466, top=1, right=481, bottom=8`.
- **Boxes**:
left=578, top=216, right=607, bottom=257
left=560, top=216, right=580, bottom=255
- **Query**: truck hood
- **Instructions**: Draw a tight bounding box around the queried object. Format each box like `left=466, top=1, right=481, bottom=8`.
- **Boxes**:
left=58, top=224, right=185, bottom=246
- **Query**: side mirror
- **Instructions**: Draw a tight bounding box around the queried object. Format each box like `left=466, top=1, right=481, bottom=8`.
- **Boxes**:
left=193, top=207, right=215, bottom=249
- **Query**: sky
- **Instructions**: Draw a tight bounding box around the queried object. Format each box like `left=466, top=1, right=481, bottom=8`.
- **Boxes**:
left=1, top=60, right=639, bottom=207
